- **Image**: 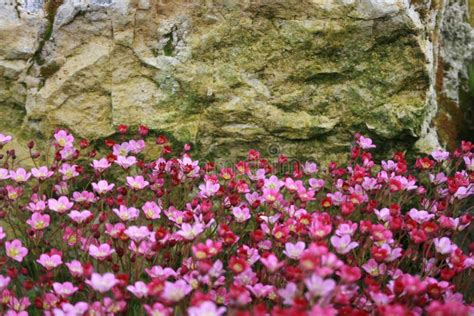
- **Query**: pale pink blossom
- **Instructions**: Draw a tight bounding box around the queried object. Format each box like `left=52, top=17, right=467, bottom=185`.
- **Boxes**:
left=161, top=280, right=192, bottom=302
left=54, top=130, right=74, bottom=147
left=126, top=175, right=149, bottom=190
left=85, top=273, right=118, bottom=293
left=124, top=226, right=151, bottom=242
left=5, top=240, right=28, bottom=262
left=37, top=254, right=62, bottom=270
left=434, top=237, right=456, bottom=255
left=142, top=201, right=161, bottom=220
left=52, top=282, right=78, bottom=298
left=330, top=235, right=359, bottom=254
left=68, top=210, right=92, bottom=224
left=115, top=155, right=136, bottom=169
left=91, top=158, right=111, bottom=172
left=177, top=223, right=204, bottom=240
left=304, top=274, right=336, bottom=298
left=31, top=166, right=54, bottom=180
left=358, top=135, right=376, bottom=149
left=66, top=260, right=84, bottom=277
left=26, top=212, right=50, bottom=230
left=283, top=242, right=306, bottom=260
left=112, top=205, right=139, bottom=221
left=48, top=196, right=74, bottom=213
left=91, top=180, right=115, bottom=194
left=232, top=206, right=251, bottom=223
left=188, top=301, right=226, bottom=316
left=9, top=168, right=31, bottom=183
left=89, top=243, right=115, bottom=261
left=0, top=134, right=13, bottom=145
left=127, top=281, right=148, bottom=298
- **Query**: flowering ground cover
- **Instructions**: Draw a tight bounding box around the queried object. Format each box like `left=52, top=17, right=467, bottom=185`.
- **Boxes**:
left=0, top=126, right=472, bottom=315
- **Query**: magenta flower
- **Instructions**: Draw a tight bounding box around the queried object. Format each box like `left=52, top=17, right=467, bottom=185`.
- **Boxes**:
left=362, top=259, right=387, bottom=276
left=161, top=280, right=192, bottom=302
left=112, top=205, right=140, bottom=221
left=283, top=242, right=306, bottom=260
left=5, top=240, right=28, bottom=262
left=0, top=134, right=12, bottom=145
left=330, top=235, right=359, bottom=254
left=188, top=301, right=226, bottom=316
left=26, top=212, right=50, bottom=230
left=92, top=180, right=115, bottom=194
left=126, top=175, right=149, bottom=190
left=142, top=201, right=162, bottom=220
left=127, top=281, right=148, bottom=298
left=31, top=166, right=54, bottom=180
left=89, top=243, right=115, bottom=261
left=85, top=273, right=118, bottom=293
left=48, top=196, right=74, bottom=214
left=37, top=253, right=62, bottom=270
left=68, top=210, right=92, bottom=224
left=52, top=282, right=78, bottom=298
left=357, top=135, right=376, bottom=149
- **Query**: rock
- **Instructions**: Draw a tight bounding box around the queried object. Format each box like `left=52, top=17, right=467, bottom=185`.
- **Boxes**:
left=0, top=0, right=472, bottom=163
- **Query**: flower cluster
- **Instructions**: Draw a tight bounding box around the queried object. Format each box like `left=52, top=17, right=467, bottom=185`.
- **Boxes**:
left=0, top=128, right=472, bottom=315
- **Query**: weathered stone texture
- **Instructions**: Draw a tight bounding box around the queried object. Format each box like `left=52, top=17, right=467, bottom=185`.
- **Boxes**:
left=0, top=0, right=472, bottom=162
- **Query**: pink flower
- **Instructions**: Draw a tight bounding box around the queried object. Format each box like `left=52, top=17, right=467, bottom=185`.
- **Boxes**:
left=68, top=210, right=92, bottom=224
left=142, top=201, right=161, bottom=220
left=199, top=180, right=220, bottom=198
left=37, top=253, right=62, bottom=270
left=126, top=175, right=149, bottom=190
left=407, top=208, right=434, bottom=224
left=0, top=275, right=11, bottom=291
left=283, top=242, right=306, bottom=260
left=9, top=168, right=31, bottom=183
left=105, top=223, right=126, bottom=239
left=362, top=259, right=387, bottom=276
left=113, top=142, right=130, bottom=157
left=58, top=163, right=79, bottom=180
left=177, top=223, right=204, bottom=240
left=31, top=166, right=54, bottom=180
left=0, top=168, right=10, bottom=180
left=374, top=208, right=391, bottom=222
left=26, top=212, right=50, bottom=230
left=431, top=149, right=450, bottom=162
left=161, top=280, right=192, bottom=302
left=260, top=254, right=285, bottom=273
left=232, top=206, right=251, bottom=223
left=433, top=237, right=456, bottom=255
left=52, top=282, right=78, bottom=298
left=188, top=301, right=226, bottom=316
left=277, top=282, right=298, bottom=305
left=92, top=180, right=115, bottom=194
left=115, top=155, right=136, bottom=169
left=66, top=260, right=84, bottom=277
left=112, top=205, right=139, bottom=221
left=0, top=134, right=13, bottom=145
left=0, top=227, right=5, bottom=240
left=91, top=158, right=111, bottom=172
left=330, top=235, right=359, bottom=254
left=5, top=240, right=28, bottom=262
left=124, top=226, right=151, bottom=242
left=48, top=196, right=74, bottom=214
left=86, top=273, right=118, bottom=293
left=54, top=130, right=74, bottom=147
left=357, top=135, right=376, bottom=149
left=89, top=243, right=115, bottom=261
left=127, top=281, right=148, bottom=298
left=144, top=303, right=172, bottom=316
left=145, top=266, right=177, bottom=279
left=304, top=274, right=336, bottom=298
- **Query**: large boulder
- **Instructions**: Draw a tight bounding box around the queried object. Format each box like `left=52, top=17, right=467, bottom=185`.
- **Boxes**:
left=0, top=0, right=472, bottom=162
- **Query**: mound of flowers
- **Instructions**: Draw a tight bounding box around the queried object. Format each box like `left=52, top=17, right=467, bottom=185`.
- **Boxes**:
left=0, top=126, right=472, bottom=315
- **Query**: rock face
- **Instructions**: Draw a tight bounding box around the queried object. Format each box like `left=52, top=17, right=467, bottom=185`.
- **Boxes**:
left=0, top=0, right=472, bottom=162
